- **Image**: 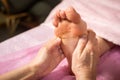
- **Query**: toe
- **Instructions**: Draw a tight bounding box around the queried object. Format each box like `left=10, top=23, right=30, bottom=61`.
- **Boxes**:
left=65, top=7, right=81, bottom=23
left=53, top=10, right=61, bottom=27
left=53, top=15, right=59, bottom=27
left=60, top=10, right=66, bottom=19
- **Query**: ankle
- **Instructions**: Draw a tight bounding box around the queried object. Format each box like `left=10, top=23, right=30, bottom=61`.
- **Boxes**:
left=97, top=36, right=114, bottom=56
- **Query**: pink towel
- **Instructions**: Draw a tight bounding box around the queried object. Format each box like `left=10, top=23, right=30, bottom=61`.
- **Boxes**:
left=0, top=44, right=41, bottom=74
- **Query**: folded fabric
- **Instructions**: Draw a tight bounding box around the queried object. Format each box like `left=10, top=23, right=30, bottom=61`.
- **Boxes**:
left=0, top=44, right=120, bottom=80
left=0, top=44, right=41, bottom=74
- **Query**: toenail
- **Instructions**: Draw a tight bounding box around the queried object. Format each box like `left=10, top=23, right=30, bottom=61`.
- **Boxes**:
left=81, top=35, right=87, bottom=40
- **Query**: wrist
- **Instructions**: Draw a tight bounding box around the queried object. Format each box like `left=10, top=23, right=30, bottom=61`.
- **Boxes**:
left=75, top=73, right=93, bottom=80
left=28, top=63, right=38, bottom=79
left=74, top=69, right=94, bottom=80
left=28, top=61, right=44, bottom=79
left=29, top=58, right=52, bottom=79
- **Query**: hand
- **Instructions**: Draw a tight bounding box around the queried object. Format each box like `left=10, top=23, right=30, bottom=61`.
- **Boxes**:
left=71, top=30, right=99, bottom=80
left=29, top=37, right=64, bottom=78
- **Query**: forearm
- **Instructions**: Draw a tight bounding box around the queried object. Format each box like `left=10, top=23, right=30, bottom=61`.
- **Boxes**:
left=75, top=70, right=95, bottom=80
left=0, top=64, right=37, bottom=80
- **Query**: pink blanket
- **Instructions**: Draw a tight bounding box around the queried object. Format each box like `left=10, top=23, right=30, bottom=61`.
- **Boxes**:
left=0, top=44, right=120, bottom=80
left=0, top=0, right=120, bottom=80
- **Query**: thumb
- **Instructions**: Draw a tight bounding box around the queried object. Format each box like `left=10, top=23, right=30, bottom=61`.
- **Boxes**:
left=47, top=37, right=62, bottom=50
left=52, top=37, right=62, bottom=47
left=74, top=35, right=87, bottom=55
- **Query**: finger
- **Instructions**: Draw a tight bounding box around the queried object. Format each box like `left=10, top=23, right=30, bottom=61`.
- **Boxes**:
left=53, top=10, right=61, bottom=27
left=57, top=45, right=65, bottom=58
left=60, top=10, right=66, bottom=19
left=90, top=51, right=97, bottom=79
left=51, top=37, right=65, bottom=54
left=58, top=44, right=64, bottom=54
left=81, top=30, right=96, bottom=60
left=90, top=51, right=94, bottom=70
left=87, top=30, right=99, bottom=61
left=54, top=37, right=62, bottom=46
left=73, top=35, right=88, bottom=55
left=60, top=52, right=65, bottom=59
left=45, top=37, right=62, bottom=50
left=51, top=37, right=62, bottom=48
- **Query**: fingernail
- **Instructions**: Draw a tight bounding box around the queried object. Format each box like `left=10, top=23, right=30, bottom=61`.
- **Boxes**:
left=56, top=37, right=61, bottom=41
left=59, top=48, right=64, bottom=54
left=81, top=35, right=87, bottom=39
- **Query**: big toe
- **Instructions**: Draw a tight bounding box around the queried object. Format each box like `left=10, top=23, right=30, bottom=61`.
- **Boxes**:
left=65, top=7, right=81, bottom=23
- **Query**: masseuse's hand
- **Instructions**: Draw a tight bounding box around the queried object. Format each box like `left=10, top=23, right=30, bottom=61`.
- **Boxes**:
left=29, top=37, right=64, bottom=78
left=72, top=30, right=99, bottom=80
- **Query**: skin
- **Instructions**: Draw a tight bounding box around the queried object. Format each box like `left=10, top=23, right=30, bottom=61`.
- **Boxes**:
left=0, top=35, right=97, bottom=80
left=0, top=37, right=64, bottom=80
left=72, top=30, right=99, bottom=80
left=53, top=7, right=87, bottom=67
left=0, top=7, right=114, bottom=80
left=53, top=7, right=114, bottom=67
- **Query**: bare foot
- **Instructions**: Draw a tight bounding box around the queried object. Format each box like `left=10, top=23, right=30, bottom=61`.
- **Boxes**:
left=53, top=7, right=87, bottom=66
